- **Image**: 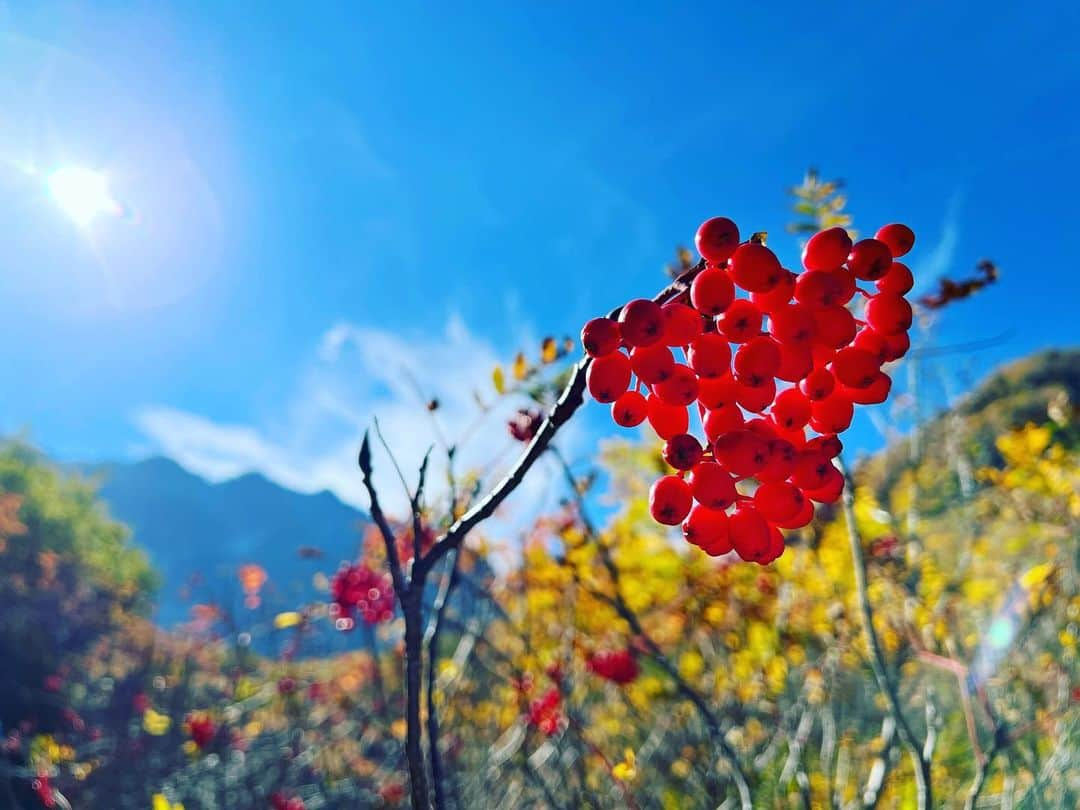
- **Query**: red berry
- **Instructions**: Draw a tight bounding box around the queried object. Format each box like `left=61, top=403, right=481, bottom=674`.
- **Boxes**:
left=754, top=481, right=805, bottom=522
left=581, top=318, right=621, bottom=358
left=729, top=505, right=771, bottom=562
left=794, top=270, right=846, bottom=309
left=661, top=302, right=705, bottom=346
left=853, top=328, right=889, bottom=363
left=774, top=342, right=813, bottom=383
left=630, top=344, right=675, bottom=384
left=695, top=217, right=740, bottom=264
left=729, top=242, right=784, bottom=292
left=713, top=430, right=768, bottom=478
left=799, top=367, right=835, bottom=401
left=792, top=450, right=835, bottom=490
left=759, top=523, right=786, bottom=563
left=865, top=293, right=913, bottom=335
left=687, top=333, right=732, bottom=379
left=689, top=462, right=738, bottom=510
left=716, top=299, right=763, bottom=343
left=802, top=227, right=853, bottom=272
left=690, top=268, right=736, bottom=315
left=647, top=395, right=689, bottom=439
left=649, top=475, right=693, bottom=525
left=744, top=417, right=779, bottom=440
left=847, top=238, right=893, bottom=281
left=758, top=438, right=797, bottom=482
left=773, top=497, right=814, bottom=529
left=698, top=375, right=739, bottom=410
left=875, top=223, right=915, bottom=258
left=663, top=434, right=703, bottom=470
left=832, top=347, right=882, bottom=389
left=682, top=503, right=731, bottom=555
left=619, top=299, right=664, bottom=347
left=733, top=335, right=781, bottom=383
left=803, top=465, right=844, bottom=503
left=735, top=377, right=776, bottom=413
left=611, top=390, right=648, bottom=427
left=703, top=404, right=745, bottom=444
left=805, top=434, right=843, bottom=459
left=653, top=363, right=700, bottom=406
left=842, top=371, right=891, bottom=405
left=772, top=388, right=812, bottom=430
left=876, top=261, right=914, bottom=295
left=769, top=303, right=816, bottom=346
left=881, top=331, right=910, bottom=361
left=751, top=270, right=796, bottom=313
left=812, top=305, right=857, bottom=349
left=809, top=390, right=854, bottom=433
left=587, top=352, right=631, bottom=403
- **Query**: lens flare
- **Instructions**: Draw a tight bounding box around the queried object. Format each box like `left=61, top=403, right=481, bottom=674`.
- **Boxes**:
left=46, top=167, right=118, bottom=226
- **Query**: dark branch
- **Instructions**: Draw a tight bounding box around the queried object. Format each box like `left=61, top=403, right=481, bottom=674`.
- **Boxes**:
left=358, top=432, right=407, bottom=596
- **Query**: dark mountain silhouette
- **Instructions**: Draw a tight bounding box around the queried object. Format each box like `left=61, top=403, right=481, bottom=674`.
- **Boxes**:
left=84, top=456, right=367, bottom=628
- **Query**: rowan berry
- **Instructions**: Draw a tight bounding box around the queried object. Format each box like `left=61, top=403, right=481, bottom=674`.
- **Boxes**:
left=649, top=475, right=693, bottom=525
left=586, top=352, right=631, bottom=403
left=619, top=299, right=664, bottom=347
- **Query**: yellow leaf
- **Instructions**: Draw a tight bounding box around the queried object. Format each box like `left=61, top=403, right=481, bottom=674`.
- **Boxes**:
left=492, top=365, right=505, bottom=394
left=512, top=352, right=529, bottom=381
left=1021, top=562, right=1055, bottom=590
left=143, top=708, right=171, bottom=736
left=541, top=337, right=558, bottom=364
left=273, top=611, right=302, bottom=629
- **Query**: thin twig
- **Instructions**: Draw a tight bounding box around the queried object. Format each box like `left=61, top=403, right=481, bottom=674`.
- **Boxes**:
left=837, top=455, right=932, bottom=810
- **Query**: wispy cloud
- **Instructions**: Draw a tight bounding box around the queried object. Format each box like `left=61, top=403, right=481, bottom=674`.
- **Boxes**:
left=912, top=191, right=963, bottom=290
left=133, top=316, right=582, bottom=530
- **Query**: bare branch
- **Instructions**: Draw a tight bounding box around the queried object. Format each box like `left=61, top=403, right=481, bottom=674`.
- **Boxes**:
left=358, top=432, right=407, bottom=595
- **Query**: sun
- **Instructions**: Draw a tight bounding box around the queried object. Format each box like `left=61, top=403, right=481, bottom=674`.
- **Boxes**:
left=47, top=167, right=116, bottom=226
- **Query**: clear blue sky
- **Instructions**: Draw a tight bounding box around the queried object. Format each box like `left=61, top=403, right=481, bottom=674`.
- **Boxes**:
left=1, top=2, right=1078, bottom=507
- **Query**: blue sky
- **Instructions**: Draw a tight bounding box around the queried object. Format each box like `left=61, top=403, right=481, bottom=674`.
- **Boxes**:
left=1, top=1, right=1078, bottom=512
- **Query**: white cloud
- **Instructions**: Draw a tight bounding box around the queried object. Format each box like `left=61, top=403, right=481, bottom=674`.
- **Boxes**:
left=912, top=193, right=962, bottom=290
left=133, top=316, right=584, bottom=533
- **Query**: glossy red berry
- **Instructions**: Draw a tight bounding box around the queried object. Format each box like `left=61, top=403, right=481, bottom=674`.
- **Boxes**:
left=809, top=390, right=855, bottom=433
left=772, top=388, right=812, bottom=430
left=875, top=223, right=915, bottom=258
left=682, top=504, right=732, bottom=555
left=865, top=293, right=913, bottom=335
left=661, top=302, right=704, bottom=346
left=751, top=270, right=796, bottom=313
left=647, top=395, right=690, bottom=439
left=629, top=343, right=675, bottom=384
left=703, top=404, right=745, bottom=444
left=729, top=505, right=771, bottom=562
left=713, top=429, right=769, bottom=478
left=581, top=318, right=621, bottom=358
left=733, top=335, right=781, bottom=382
left=690, top=268, right=736, bottom=315
left=769, top=303, right=817, bottom=346
left=716, top=299, right=763, bottom=343
left=649, top=475, right=693, bottom=525
left=794, top=270, right=845, bottom=309
left=773, top=497, right=814, bottom=529
left=653, top=363, right=700, bottom=406
left=876, top=261, right=914, bottom=295
left=695, top=216, right=740, bottom=264
left=689, top=462, right=738, bottom=510
left=799, top=367, right=836, bottom=401
left=812, top=306, right=857, bottom=349
left=758, top=438, right=797, bottom=482
left=754, top=481, right=805, bottom=522
left=687, top=333, right=732, bottom=379
left=611, top=391, right=648, bottom=427
left=803, top=465, right=844, bottom=503
left=586, top=352, right=631, bottom=403
left=843, top=372, right=891, bottom=405
left=698, top=375, right=740, bottom=410
left=663, top=434, right=704, bottom=470
left=729, top=242, right=784, bottom=292
left=881, top=331, right=910, bottom=362
left=805, top=434, right=843, bottom=459
left=775, top=342, right=813, bottom=383
left=802, top=227, right=853, bottom=272
left=735, top=377, right=776, bottom=413
left=832, top=347, right=882, bottom=389
left=847, top=238, right=893, bottom=281
left=618, top=299, right=664, bottom=347
left=792, top=450, right=835, bottom=491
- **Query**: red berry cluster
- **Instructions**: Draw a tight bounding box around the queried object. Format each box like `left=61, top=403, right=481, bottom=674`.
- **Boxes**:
left=582, top=218, right=916, bottom=564
left=186, top=712, right=217, bottom=749
left=526, top=687, right=563, bottom=736
left=271, top=793, right=306, bottom=810
left=586, top=649, right=640, bottom=685
left=329, top=562, right=395, bottom=629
